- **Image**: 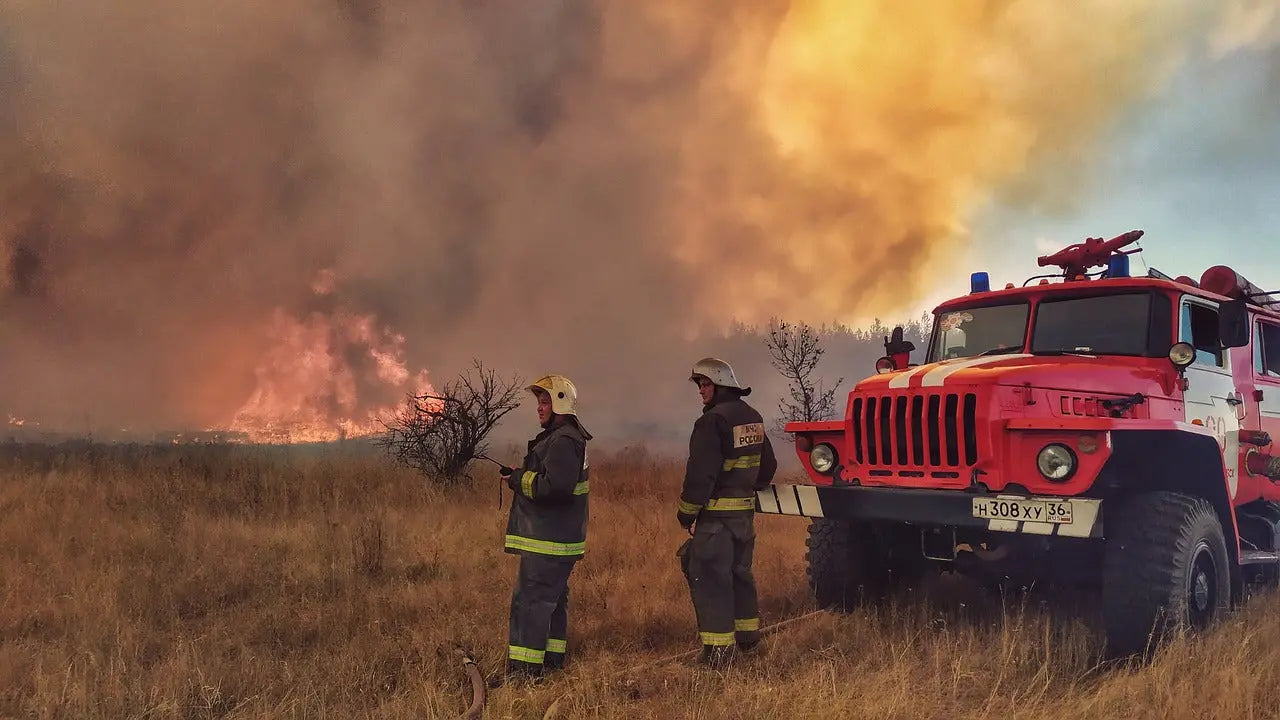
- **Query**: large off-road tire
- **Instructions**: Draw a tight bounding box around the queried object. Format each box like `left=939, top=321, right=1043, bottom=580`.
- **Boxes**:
left=805, top=519, right=927, bottom=610
left=1102, top=491, right=1231, bottom=658
left=806, top=518, right=858, bottom=609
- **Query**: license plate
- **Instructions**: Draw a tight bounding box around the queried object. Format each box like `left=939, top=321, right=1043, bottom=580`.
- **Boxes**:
left=972, top=497, right=1073, bottom=524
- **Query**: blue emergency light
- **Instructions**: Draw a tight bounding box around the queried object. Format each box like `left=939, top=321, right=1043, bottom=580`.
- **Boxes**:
left=1106, top=254, right=1130, bottom=278
left=970, top=271, right=990, bottom=294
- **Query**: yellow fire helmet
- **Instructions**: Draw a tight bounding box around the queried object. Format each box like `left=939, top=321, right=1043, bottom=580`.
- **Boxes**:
left=527, top=374, right=591, bottom=438
left=527, top=374, right=581, bottom=417
left=689, top=357, right=751, bottom=395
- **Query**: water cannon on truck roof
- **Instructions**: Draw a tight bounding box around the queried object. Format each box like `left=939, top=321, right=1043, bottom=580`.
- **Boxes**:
left=1035, top=229, right=1145, bottom=280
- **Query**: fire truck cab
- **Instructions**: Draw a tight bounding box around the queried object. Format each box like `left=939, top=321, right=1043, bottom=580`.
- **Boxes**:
left=756, top=230, right=1280, bottom=657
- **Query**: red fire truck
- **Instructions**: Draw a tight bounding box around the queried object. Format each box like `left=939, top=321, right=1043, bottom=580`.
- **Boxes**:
left=756, top=230, right=1280, bottom=656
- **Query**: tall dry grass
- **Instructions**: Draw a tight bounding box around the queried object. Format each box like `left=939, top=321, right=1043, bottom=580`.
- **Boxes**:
left=3, top=441, right=1280, bottom=719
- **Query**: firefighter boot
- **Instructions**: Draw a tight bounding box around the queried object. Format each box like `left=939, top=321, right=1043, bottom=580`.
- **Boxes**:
left=543, top=633, right=567, bottom=671
left=487, top=660, right=544, bottom=689
left=697, top=644, right=736, bottom=670
left=545, top=591, right=569, bottom=671
left=736, top=629, right=762, bottom=654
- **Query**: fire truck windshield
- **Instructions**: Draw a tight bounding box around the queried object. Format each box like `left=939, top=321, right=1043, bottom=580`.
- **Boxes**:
left=930, top=303, right=1029, bottom=361
left=928, top=291, right=1165, bottom=362
left=1031, top=293, right=1153, bottom=356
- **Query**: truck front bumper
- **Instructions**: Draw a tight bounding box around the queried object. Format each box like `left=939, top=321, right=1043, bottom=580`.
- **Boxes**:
left=755, top=484, right=1103, bottom=539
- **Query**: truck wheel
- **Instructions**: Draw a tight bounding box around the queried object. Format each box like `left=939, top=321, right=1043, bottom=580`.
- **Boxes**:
left=1102, top=491, right=1231, bottom=658
left=805, top=518, right=900, bottom=609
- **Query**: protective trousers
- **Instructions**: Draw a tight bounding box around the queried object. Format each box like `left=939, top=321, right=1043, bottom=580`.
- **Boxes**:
left=682, top=515, right=760, bottom=651
left=508, top=554, right=575, bottom=675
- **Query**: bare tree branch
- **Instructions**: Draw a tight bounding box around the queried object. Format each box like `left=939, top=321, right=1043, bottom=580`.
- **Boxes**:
left=376, top=359, right=523, bottom=484
left=764, top=318, right=844, bottom=436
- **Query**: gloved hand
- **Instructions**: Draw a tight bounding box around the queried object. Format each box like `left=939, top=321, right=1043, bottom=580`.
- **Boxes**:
left=500, top=466, right=518, bottom=491
left=677, top=510, right=697, bottom=531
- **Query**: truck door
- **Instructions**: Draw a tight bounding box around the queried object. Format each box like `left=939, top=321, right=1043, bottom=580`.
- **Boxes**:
left=1180, top=297, right=1242, bottom=500
left=1251, top=318, right=1280, bottom=501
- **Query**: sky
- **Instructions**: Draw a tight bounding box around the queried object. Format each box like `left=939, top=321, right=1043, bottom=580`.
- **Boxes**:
left=924, top=9, right=1280, bottom=311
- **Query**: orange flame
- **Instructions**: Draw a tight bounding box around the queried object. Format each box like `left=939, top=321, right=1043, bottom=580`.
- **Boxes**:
left=227, top=298, right=434, bottom=444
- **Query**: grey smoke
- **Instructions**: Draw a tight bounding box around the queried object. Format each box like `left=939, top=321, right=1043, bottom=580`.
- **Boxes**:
left=0, top=0, right=1245, bottom=442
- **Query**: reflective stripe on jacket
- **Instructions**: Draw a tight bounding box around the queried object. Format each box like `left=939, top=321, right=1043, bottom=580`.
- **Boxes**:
left=504, top=420, right=590, bottom=559
left=678, top=396, right=778, bottom=520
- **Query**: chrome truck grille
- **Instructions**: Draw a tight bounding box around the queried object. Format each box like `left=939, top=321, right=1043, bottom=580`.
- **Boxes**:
left=851, top=393, right=979, bottom=470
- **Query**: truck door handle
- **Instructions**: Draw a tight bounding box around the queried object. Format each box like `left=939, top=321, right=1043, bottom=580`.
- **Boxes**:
left=1225, top=392, right=1244, bottom=406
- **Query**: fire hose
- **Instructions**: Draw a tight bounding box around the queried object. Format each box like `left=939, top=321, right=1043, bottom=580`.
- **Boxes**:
left=452, top=647, right=486, bottom=720
left=538, top=609, right=826, bottom=720
left=476, top=454, right=510, bottom=509
left=449, top=608, right=827, bottom=720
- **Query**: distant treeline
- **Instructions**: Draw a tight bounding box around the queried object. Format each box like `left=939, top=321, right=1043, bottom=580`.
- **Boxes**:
left=717, top=312, right=934, bottom=365
left=597, top=313, right=937, bottom=447
left=702, top=312, right=934, bottom=393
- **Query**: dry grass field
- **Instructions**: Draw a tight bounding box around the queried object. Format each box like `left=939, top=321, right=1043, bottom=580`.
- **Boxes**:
left=4, top=442, right=1280, bottom=719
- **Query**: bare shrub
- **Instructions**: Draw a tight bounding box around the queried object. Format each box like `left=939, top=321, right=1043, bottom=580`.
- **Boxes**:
left=376, top=359, right=522, bottom=484
left=764, top=318, right=844, bottom=436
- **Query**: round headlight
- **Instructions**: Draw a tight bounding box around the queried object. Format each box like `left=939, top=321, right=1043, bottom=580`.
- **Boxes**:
left=875, top=356, right=894, bottom=374
left=809, top=443, right=837, bottom=474
left=1168, top=342, right=1196, bottom=369
left=1036, top=443, right=1077, bottom=481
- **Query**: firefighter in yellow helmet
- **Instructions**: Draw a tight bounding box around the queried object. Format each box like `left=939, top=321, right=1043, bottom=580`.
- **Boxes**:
left=678, top=357, right=778, bottom=668
left=492, top=373, right=591, bottom=686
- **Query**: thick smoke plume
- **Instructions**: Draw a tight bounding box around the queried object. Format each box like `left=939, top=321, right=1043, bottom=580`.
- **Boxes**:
left=0, top=1, right=1257, bottom=442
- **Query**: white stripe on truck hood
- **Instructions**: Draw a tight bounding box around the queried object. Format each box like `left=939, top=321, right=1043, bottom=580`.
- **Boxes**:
left=919, top=354, right=1034, bottom=387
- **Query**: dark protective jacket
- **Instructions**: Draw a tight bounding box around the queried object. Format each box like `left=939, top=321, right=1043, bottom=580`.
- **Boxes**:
left=678, top=395, right=778, bottom=521
left=504, top=420, right=590, bottom=560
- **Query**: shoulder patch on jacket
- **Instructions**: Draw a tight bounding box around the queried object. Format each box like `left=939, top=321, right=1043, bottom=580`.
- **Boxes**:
left=733, top=422, right=765, bottom=448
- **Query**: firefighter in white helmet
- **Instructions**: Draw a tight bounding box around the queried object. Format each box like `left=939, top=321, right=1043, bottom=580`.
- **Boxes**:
left=492, top=373, right=592, bottom=686
left=678, top=357, right=778, bottom=668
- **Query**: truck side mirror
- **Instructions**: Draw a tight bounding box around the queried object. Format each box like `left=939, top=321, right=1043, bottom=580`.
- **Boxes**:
left=1219, top=299, right=1249, bottom=349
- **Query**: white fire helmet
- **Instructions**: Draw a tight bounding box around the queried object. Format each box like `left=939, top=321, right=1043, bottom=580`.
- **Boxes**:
left=689, top=357, right=751, bottom=395
left=527, top=374, right=580, bottom=417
